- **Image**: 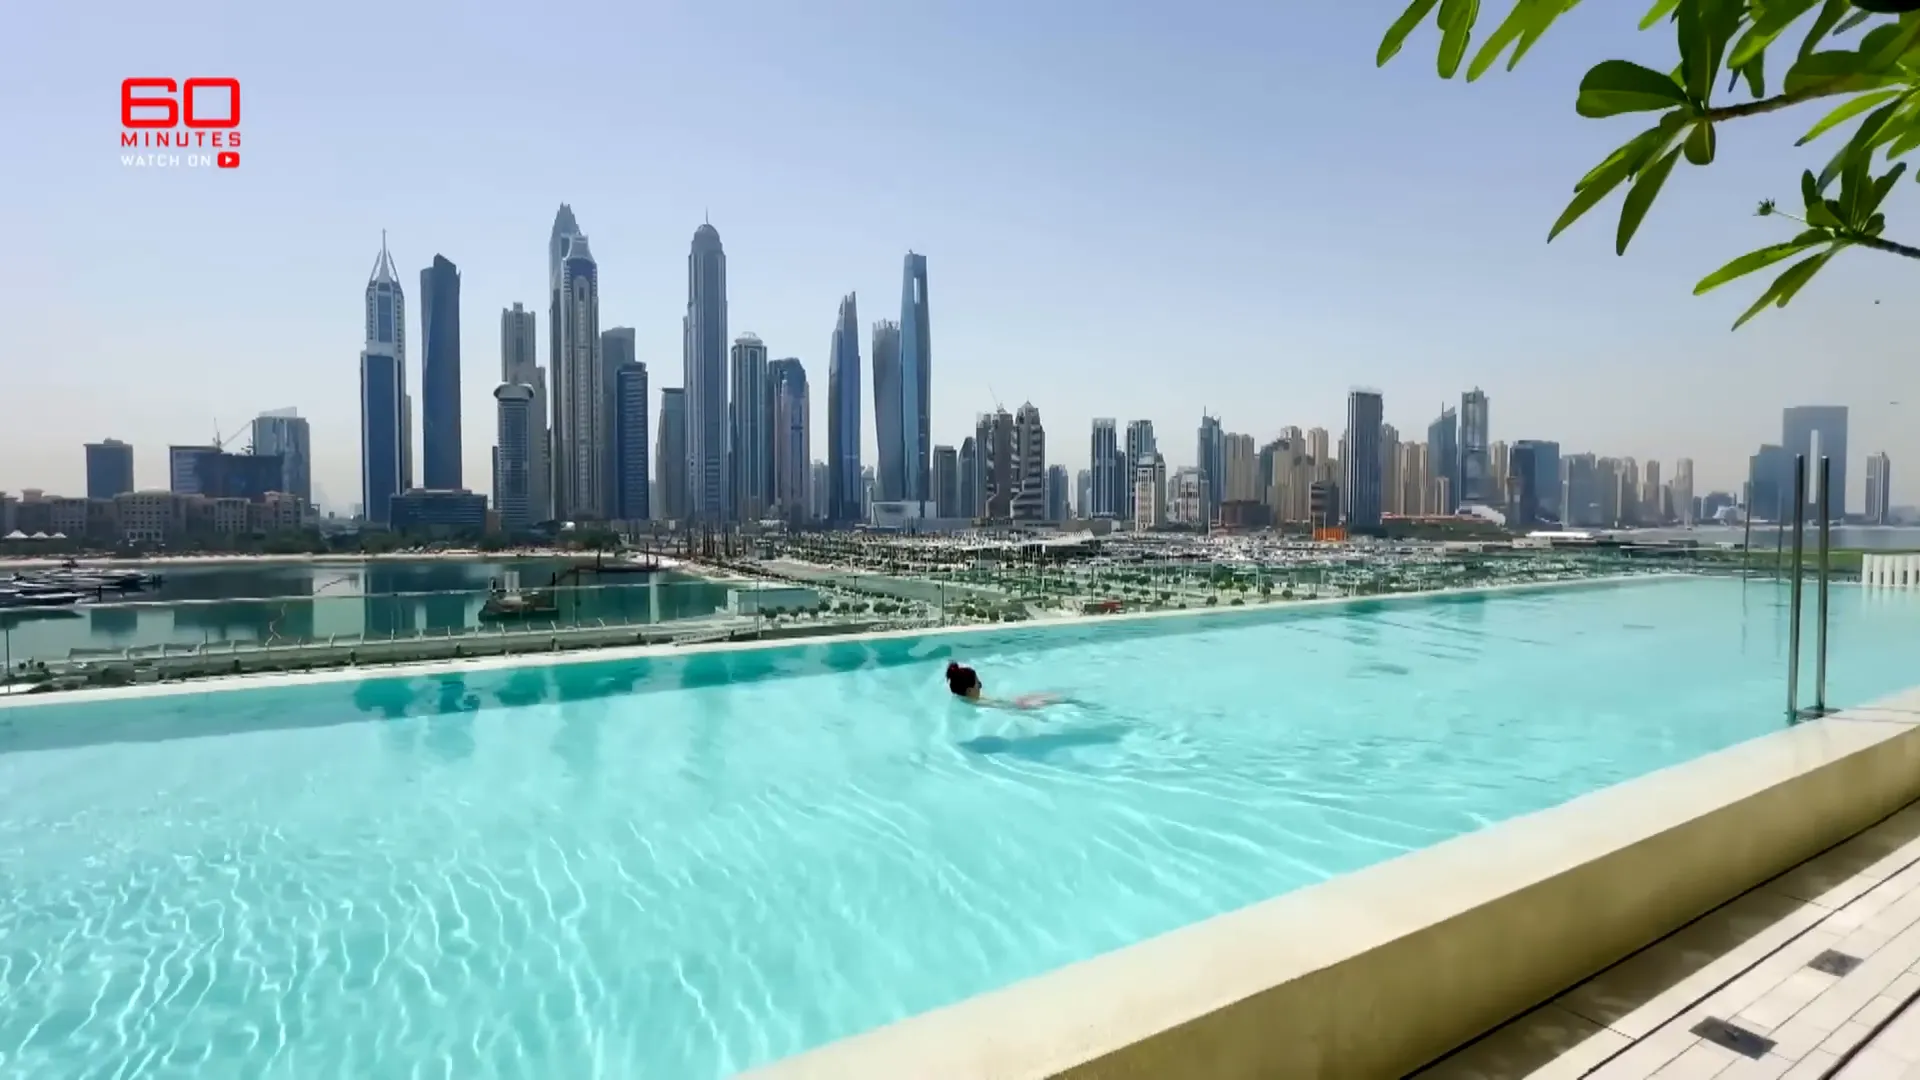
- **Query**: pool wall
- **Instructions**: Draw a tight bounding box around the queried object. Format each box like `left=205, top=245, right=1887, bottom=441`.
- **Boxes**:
left=0, top=573, right=1661, bottom=722
left=743, top=687, right=1920, bottom=1080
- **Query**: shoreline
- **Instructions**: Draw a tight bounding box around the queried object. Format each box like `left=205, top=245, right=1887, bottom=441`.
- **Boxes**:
left=0, top=550, right=704, bottom=575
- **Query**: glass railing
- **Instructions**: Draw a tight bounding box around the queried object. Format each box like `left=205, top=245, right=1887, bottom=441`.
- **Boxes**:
left=0, top=549, right=1783, bottom=687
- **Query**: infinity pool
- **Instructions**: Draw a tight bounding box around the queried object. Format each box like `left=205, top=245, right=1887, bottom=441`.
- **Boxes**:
left=3, top=577, right=1917, bottom=1078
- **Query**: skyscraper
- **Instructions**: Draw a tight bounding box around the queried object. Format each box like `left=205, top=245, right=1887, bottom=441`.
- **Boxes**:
left=729, top=333, right=771, bottom=522
left=550, top=220, right=603, bottom=519
left=1866, top=452, right=1892, bottom=525
left=1673, top=457, right=1696, bottom=527
left=84, top=439, right=135, bottom=499
left=492, top=383, right=536, bottom=533
left=1344, top=390, right=1385, bottom=528
left=1124, top=419, right=1156, bottom=520
left=1508, top=442, right=1540, bottom=527
left=1428, top=406, right=1458, bottom=514
left=655, top=388, right=688, bottom=521
left=601, top=327, right=637, bottom=516
left=1459, top=388, right=1491, bottom=505
left=685, top=222, right=729, bottom=522
left=933, top=444, right=959, bottom=517
left=826, top=293, right=862, bottom=524
left=250, top=410, right=311, bottom=503
left=612, top=361, right=649, bottom=521
left=419, top=254, right=462, bottom=490
left=1513, top=439, right=1561, bottom=523
left=1046, top=464, right=1069, bottom=522
left=984, top=409, right=1015, bottom=520
left=897, top=252, right=932, bottom=503
left=1011, top=403, right=1046, bottom=522
left=769, top=357, right=810, bottom=523
left=958, top=436, right=979, bottom=520
left=1090, top=419, right=1119, bottom=518
left=500, top=302, right=549, bottom=523
left=1197, top=413, right=1225, bottom=525
left=871, top=318, right=903, bottom=500
left=361, top=234, right=406, bottom=525
left=1782, top=405, right=1849, bottom=520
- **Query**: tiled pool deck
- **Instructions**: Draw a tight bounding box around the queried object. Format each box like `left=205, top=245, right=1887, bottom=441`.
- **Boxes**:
left=1417, top=694, right=1920, bottom=1080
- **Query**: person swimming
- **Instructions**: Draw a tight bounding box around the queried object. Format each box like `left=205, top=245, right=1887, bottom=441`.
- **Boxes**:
left=946, top=662, right=1062, bottom=710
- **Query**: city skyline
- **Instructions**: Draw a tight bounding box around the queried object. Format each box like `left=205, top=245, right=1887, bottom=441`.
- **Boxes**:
left=7, top=2, right=1917, bottom=508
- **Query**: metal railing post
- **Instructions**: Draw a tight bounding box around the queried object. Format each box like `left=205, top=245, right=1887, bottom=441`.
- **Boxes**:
left=1815, top=455, right=1832, bottom=716
left=1787, top=455, right=1807, bottom=721
left=1741, top=481, right=1752, bottom=579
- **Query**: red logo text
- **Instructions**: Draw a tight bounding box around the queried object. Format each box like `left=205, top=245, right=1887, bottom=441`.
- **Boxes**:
left=120, top=78, right=242, bottom=168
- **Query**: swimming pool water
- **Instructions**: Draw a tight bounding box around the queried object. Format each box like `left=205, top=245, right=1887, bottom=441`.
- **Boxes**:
left=3, top=577, right=1917, bottom=1078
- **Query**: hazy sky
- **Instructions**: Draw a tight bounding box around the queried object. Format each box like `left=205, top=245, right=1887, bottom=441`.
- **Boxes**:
left=4, top=0, right=1915, bottom=512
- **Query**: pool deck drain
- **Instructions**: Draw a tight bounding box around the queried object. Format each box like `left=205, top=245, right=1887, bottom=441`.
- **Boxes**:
left=1413, top=778, right=1920, bottom=1080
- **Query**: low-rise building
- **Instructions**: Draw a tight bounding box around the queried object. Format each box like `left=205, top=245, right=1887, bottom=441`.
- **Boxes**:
left=389, top=488, right=488, bottom=537
left=113, top=490, right=179, bottom=544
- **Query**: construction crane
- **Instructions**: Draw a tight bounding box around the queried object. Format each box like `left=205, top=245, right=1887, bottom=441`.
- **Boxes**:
left=210, top=417, right=252, bottom=454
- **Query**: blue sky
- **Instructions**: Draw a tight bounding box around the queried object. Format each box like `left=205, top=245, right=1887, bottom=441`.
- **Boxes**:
left=4, top=0, right=1915, bottom=512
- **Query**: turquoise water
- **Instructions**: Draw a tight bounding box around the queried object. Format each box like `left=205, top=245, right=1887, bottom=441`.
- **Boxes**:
left=2, top=577, right=1917, bottom=1078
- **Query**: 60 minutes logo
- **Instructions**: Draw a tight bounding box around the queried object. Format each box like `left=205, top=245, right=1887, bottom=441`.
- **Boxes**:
left=120, top=78, right=241, bottom=169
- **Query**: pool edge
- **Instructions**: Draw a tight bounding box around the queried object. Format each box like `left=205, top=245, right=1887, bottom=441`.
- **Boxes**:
left=738, top=688, right=1920, bottom=1080
left=0, top=572, right=1679, bottom=711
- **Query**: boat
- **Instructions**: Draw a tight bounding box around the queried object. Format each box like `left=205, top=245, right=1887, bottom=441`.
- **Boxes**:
left=478, top=571, right=560, bottom=621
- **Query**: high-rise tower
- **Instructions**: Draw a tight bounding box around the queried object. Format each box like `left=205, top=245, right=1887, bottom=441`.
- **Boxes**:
left=655, top=388, right=688, bottom=521
left=550, top=227, right=602, bottom=518
left=492, top=383, right=536, bottom=533
left=419, top=254, right=462, bottom=490
left=827, top=293, right=862, bottom=524
left=1782, top=405, right=1850, bottom=520
left=769, top=357, right=810, bottom=524
left=601, top=327, right=637, bottom=515
left=897, top=253, right=931, bottom=502
left=1090, top=419, right=1119, bottom=518
left=360, top=233, right=406, bottom=524
left=685, top=222, right=729, bottom=521
left=1344, top=389, right=1385, bottom=528
left=729, top=333, right=771, bottom=522
left=500, top=302, right=549, bottom=522
left=1197, top=413, right=1225, bottom=525
left=1459, top=388, right=1491, bottom=505
left=871, top=319, right=903, bottom=501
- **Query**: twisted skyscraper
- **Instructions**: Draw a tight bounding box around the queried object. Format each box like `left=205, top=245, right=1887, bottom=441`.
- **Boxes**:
left=897, top=252, right=931, bottom=503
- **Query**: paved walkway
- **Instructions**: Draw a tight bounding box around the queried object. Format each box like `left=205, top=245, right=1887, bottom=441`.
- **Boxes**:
left=1414, top=800, right=1920, bottom=1079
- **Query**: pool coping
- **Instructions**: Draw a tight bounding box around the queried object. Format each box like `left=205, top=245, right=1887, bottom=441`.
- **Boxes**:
left=0, top=572, right=1679, bottom=711
left=738, top=688, right=1920, bottom=1079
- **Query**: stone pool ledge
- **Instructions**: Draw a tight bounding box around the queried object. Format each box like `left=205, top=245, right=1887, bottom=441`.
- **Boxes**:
left=0, top=572, right=1669, bottom=711
left=741, top=691, right=1920, bottom=1080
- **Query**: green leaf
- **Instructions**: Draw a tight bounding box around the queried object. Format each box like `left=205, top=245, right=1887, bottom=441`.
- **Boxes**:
left=1801, top=0, right=1849, bottom=60
left=1552, top=157, right=1635, bottom=241
left=1506, top=1, right=1577, bottom=71
left=1801, top=169, right=1821, bottom=207
left=1468, top=0, right=1566, bottom=80
left=1797, top=89, right=1908, bottom=144
left=1872, top=163, right=1910, bottom=211
left=1729, top=0, right=1820, bottom=69
left=1678, top=0, right=1712, bottom=101
left=1437, top=0, right=1481, bottom=78
left=1783, top=50, right=1905, bottom=95
left=1617, top=148, right=1682, bottom=254
left=1740, top=50, right=1765, bottom=98
left=1378, top=0, right=1441, bottom=66
left=1575, top=114, right=1685, bottom=191
left=1693, top=238, right=1826, bottom=295
left=1685, top=120, right=1717, bottom=163
left=1575, top=59, right=1691, bottom=117
left=1640, top=0, right=1680, bottom=30
left=1730, top=250, right=1835, bottom=330
left=1808, top=200, right=1844, bottom=227
left=1834, top=9, right=1876, bottom=35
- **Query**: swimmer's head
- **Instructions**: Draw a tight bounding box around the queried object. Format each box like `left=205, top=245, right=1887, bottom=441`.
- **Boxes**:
left=946, top=662, right=981, bottom=699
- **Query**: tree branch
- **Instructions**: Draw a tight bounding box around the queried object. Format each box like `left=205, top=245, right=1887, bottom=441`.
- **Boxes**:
left=1704, top=81, right=1854, bottom=122
left=1856, top=234, right=1920, bottom=260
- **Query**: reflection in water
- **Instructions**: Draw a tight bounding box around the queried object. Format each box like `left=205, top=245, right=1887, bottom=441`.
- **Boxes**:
left=958, top=725, right=1128, bottom=763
